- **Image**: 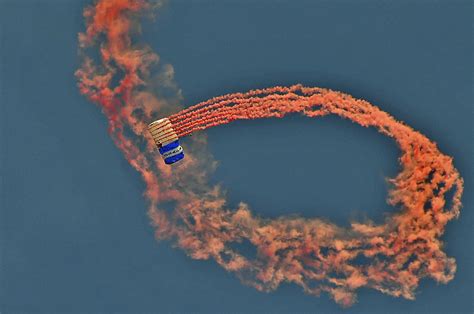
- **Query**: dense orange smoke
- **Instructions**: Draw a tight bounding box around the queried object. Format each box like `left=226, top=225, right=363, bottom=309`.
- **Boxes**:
left=76, top=0, right=463, bottom=307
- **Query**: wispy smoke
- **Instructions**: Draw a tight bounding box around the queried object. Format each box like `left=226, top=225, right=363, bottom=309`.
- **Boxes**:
left=76, top=0, right=463, bottom=307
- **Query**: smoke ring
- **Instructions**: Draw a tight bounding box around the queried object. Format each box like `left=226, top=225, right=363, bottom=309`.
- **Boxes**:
left=75, top=0, right=464, bottom=307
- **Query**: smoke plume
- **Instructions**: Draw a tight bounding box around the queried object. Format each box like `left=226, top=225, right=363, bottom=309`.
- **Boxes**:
left=76, top=0, right=463, bottom=307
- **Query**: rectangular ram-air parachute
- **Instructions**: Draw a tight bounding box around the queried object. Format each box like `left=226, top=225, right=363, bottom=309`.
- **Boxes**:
left=148, top=118, right=184, bottom=165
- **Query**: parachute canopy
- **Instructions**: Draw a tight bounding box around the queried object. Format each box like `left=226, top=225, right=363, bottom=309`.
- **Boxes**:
left=148, top=118, right=184, bottom=164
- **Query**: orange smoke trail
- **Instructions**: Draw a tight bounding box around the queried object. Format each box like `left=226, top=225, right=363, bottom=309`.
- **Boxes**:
left=76, top=0, right=463, bottom=307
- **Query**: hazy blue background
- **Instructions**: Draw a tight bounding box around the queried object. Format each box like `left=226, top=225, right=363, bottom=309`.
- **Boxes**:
left=1, top=0, right=472, bottom=313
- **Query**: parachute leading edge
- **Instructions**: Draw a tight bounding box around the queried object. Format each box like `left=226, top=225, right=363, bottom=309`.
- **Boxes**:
left=148, top=118, right=184, bottom=165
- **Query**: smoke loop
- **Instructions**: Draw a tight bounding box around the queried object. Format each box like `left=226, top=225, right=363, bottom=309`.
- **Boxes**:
left=76, top=0, right=463, bottom=307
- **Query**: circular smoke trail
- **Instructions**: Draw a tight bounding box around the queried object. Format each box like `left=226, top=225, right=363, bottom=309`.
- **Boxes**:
left=75, top=0, right=463, bottom=307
